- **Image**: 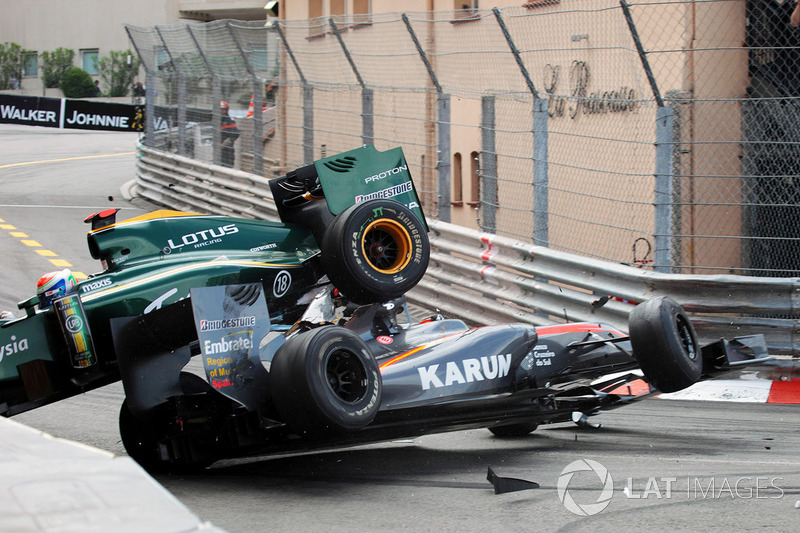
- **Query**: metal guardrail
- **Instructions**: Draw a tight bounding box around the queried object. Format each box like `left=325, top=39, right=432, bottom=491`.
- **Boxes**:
left=134, top=146, right=800, bottom=355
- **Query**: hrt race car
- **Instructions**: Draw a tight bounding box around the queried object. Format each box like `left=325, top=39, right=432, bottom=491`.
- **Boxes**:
left=0, top=145, right=770, bottom=471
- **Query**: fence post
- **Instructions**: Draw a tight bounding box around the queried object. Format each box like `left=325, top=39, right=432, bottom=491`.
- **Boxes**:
left=654, top=106, right=675, bottom=272
left=481, top=95, right=497, bottom=234
left=329, top=18, right=374, bottom=149
left=620, top=0, right=671, bottom=271
left=185, top=25, right=222, bottom=166
left=144, top=71, right=155, bottom=147
left=154, top=27, right=187, bottom=156
left=274, top=24, right=312, bottom=164
left=437, top=94, right=451, bottom=222
left=493, top=7, right=548, bottom=245
left=533, top=96, right=549, bottom=246
left=212, top=80, right=222, bottom=166
left=362, top=88, right=374, bottom=146
left=402, top=13, right=450, bottom=222
left=303, top=86, right=314, bottom=164
left=227, top=22, right=264, bottom=175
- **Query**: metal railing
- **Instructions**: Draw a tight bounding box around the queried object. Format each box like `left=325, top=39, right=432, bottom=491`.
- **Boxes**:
left=133, top=145, right=800, bottom=355
left=126, top=1, right=800, bottom=277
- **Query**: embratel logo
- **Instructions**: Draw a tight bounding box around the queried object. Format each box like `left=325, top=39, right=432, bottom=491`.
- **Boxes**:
left=557, top=459, right=614, bottom=516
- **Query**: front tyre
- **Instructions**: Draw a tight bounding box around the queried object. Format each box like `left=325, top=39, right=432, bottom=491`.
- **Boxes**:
left=321, top=200, right=429, bottom=304
left=628, top=296, right=701, bottom=393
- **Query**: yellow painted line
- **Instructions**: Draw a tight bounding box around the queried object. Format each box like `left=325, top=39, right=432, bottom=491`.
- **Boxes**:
left=10, top=231, right=28, bottom=238
left=0, top=151, right=136, bottom=170
left=0, top=218, right=4, bottom=222
left=35, top=249, right=58, bottom=257
left=1, top=224, right=16, bottom=230
left=49, top=259, right=72, bottom=267
left=21, top=239, right=42, bottom=247
left=74, top=272, right=88, bottom=280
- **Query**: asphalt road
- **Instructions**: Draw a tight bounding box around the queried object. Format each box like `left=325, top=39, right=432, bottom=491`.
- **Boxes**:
left=3, top=124, right=799, bottom=532
left=0, top=123, right=147, bottom=312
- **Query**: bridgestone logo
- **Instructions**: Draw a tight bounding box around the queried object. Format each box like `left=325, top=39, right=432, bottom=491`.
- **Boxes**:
left=355, top=181, right=413, bottom=204
left=200, top=316, right=256, bottom=332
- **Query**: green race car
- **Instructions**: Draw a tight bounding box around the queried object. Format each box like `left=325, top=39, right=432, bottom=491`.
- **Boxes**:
left=0, top=144, right=429, bottom=421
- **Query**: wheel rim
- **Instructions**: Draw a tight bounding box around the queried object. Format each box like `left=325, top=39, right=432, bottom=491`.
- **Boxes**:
left=361, top=219, right=412, bottom=274
left=326, top=349, right=369, bottom=403
left=676, top=314, right=698, bottom=361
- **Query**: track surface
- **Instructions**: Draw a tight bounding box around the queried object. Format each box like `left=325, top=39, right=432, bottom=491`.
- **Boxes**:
left=2, top=125, right=799, bottom=532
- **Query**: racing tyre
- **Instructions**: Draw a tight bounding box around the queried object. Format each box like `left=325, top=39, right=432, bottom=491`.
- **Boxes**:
left=321, top=199, right=429, bottom=304
left=628, top=296, right=701, bottom=393
left=119, top=399, right=169, bottom=472
left=270, top=326, right=382, bottom=436
left=119, top=373, right=215, bottom=473
left=488, top=421, right=539, bottom=438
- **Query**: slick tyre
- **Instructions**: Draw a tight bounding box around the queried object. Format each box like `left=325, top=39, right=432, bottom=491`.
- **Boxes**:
left=628, top=296, right=701, bottom=393
left=119, top=399, right=165, bottom=472
left=321, top=199, right=429, bottom=304
left=270, top=326, right=382, bottom=436
left=119, top=373, right=215, bottom=473
left=488, top=421, right=539, bottom=438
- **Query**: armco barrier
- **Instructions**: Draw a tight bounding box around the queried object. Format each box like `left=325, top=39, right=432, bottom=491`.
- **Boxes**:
left=134, top=145, right=800, bottom=356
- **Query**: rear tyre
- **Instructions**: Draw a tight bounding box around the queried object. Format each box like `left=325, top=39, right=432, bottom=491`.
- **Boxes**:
left=488, top=421, right=539, bottom=438
left=321, top=200, right=429, bottom=304
left=270, top=326, right=382, bottom=436
left=119, top=373, right=215, bottom=473
left=119, top=399, right=165, bottom=472
left=628, top=296, right=701, bottom=393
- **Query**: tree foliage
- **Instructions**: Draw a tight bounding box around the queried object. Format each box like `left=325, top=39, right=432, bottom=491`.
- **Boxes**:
left=0, top=42, right=24, bottom=90
left=98, top=50, right=140, bottom=97
left=40, top=48, right=75, bottom=88
left=60, top=67, right=96, bottom=98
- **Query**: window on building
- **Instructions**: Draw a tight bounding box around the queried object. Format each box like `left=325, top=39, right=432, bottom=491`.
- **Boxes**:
left=22, top=52, right=38, bottom=77
left=453, top=0, right=479, bottom=21
left=354, top=0, right=370, bottom=15
left=469, top=151, right=480, bottom=206
left=330, top=0, right=345, bottom=15
left=353, top=0, right=371, bottom=25
left=82, top=49, right=99, bottom=75
left=250, top=47, right=269, bottom=71
left=154, top=47, right=172, bottom=72
left=453, top=152, right=463, bottom=205
left=309, top=0, right=322, bottom=18
left=308, top=0, right=323, bottom=37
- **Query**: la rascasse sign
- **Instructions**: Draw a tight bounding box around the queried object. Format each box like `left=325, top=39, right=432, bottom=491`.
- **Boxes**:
left=0, top=94, right=142, bottom=132
left=543, top=61, right=639, bottom=119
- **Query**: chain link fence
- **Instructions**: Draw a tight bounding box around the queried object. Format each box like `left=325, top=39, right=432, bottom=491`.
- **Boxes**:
left=126, top=0, right=800, bottom=276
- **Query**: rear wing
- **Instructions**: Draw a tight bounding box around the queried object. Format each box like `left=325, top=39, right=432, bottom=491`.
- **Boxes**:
left=269, top=145, right=427, bottom=239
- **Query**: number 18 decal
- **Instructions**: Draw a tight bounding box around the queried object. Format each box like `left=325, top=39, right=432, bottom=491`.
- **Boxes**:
left=273, top=270, right=292, bottom=298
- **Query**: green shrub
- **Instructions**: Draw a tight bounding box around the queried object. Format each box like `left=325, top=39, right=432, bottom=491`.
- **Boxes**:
left=40, top=48, right=75, bottom=88
left=60, top=67, right=96, bottom=98
left=0, top=42, right=24, bottom=90
left=98, top=50, right=140, bottom=97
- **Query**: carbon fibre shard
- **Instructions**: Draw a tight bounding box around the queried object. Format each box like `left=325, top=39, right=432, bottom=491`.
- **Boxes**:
left=487, top=467, right=539, bottom=494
